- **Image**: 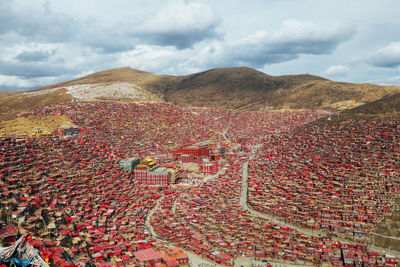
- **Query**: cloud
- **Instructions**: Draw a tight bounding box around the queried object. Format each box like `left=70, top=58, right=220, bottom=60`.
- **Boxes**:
left=324, top=65, right=350, bottom=76
left=0, top=74, right=53, bottom=90
left=0, top=41, right=121, bottom=80
left=0, top=74, right=28, bottom=90
left=225, top=20, right=355, bottom=67
left=369, top=42, right=400, bottom=68
left=0, top=45, right=120, bottom=89
left=134, top=1, right=222, bottom=49
left=368, top=75, right=400, bottom=86
left=78, top=27, right=136, bottom=54
left=1, top=0, right=221, bottom=54
left=119, top=45, right=184, bottom=74
left=381, top=75, right=400, bottom=85
left=0, top=1, right=14, bottom=35
left=0, top=72, right=86, bottom=90
left=0, top=1, right=134, bottom=54
left=0, top=60, right=76, bottom=78
left=0, top=1, right=79, bottom=43
left=116, top=20, right=356, bottom=76
left=14, top=50, right=55, bottom=62
left=1, top=1, right=397, bottom=90
left=0, top=0, right=131, bottom=81
left=0, top=43, right=76, bottom=78
left=182, top=20, right=355, bottom=69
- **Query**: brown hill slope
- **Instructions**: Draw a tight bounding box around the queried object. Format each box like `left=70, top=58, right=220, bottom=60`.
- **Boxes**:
left=32, top=67, right=400, bottom=109
left=36, top=66, right=399, bottom=110
left=0, top=115, right=76, bottom=136
left=0, top=88, right=72, bottom=121
left=2, top=66, right=400, bottom=121
left=269, top=81, right=400, bottom=110
left=334, top=92, right=400, bottom=121
left=157, top=67, right=329, bottom=109
left=154, top=67, right=399, bottom=111
left=0, top=90, right=14, bottom=94
left=32, top=66, right=331, bottom=109
left=36, top=67, right=162, bottom=91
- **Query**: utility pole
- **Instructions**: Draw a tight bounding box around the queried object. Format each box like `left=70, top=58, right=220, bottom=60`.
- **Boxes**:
left=328, top=109, right=333, bottom=121
left=6, top=207, right=10, bottom=225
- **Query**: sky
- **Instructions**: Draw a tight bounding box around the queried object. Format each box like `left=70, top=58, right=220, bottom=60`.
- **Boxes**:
left=1, top=0, right=400, bottom=90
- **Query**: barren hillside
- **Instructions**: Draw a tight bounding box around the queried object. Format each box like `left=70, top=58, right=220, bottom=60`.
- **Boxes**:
left=331, top=92, right=400, bottom=121
left=0, top=88, right=73, bottom=121
left=35, top=67, right=400, bottom=110
left=0, top=115, right=76, bottom=136
left=2, top=66, right=400, bottom=121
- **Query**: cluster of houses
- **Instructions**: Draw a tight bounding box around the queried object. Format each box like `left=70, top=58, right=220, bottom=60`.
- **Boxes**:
left=248, top=121, right=400, bottom=241
left=0, top=101, right=399, bottom=266
left=0, top=135, right=168, bottom=266
left=150, top=149, right=399, bottom=266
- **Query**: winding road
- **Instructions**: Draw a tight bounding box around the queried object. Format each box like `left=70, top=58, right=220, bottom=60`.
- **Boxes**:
left=145, top=195, right=165, bottom=243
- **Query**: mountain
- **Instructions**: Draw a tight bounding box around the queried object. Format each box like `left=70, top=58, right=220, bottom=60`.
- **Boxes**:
left=152, top=67, right=399, bottom=111
left=153, top=67, right=329, bottom=109
left=1, top=66, right=400, bottom=121
left=35, top=66, right=400, bottom=110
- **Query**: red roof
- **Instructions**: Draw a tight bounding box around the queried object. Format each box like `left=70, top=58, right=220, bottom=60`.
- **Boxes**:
left=0, top=225, right=18, bottom=239
left=218, top=253, right=232, bottom=260
left=165, top=259, right=179, bottom=267
left=133, top=248, right=161, bottom=262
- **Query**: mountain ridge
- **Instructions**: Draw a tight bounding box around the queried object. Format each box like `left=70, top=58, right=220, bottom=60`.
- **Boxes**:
left=1, top=66, right=400, bottom=121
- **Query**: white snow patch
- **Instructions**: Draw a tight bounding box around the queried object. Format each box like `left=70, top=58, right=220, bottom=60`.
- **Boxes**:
left=64, top=82, right=153, bottom=100
left=22, top=82, right=159, bottom=101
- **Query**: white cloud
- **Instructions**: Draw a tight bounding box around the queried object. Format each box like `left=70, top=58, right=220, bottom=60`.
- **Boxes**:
left=114, top=20, right=355, bottom=76
left=369, top=42, right=400, bottom=68
left=139, top=1, right=219, bottom=33
left=1, top=0, right=400, bottom=89
left=133, top=1, right=222, bottom=49
left=324, top=65, right=350, bottom=76
left=272, top=20, right=350, bottom=42
left=0, top=74, right=66, bottom=90
left=382, top=75, right=400, bottom=85
left=109, top=19, right=357, bottom=77
left=368, top=75, right=400, bottom=86
left=119, top=46, right=179, bottom=73
left=0, top=74, right=31, bottom=89
left=0, top=41, right=121, bottom=80
left=209, top=20, right=355, bottom=67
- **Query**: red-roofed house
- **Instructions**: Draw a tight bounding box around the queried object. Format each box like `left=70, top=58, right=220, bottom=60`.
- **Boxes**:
left=133, top=248, right=162, bottom=266
left=158, top=247, right=189, bottom=266
left=0, top=225, right=18, bottom=240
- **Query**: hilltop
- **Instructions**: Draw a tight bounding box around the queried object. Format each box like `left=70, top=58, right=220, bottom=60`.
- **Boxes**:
left=35, top=67, right=163, bottom=92
left=156, top=68, right=399, bottom=111
left=34, top=66, right=400, bottom=111
left=155, top=67, right=329, bottom=109
left=1, top=66, right=400, bottom=121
